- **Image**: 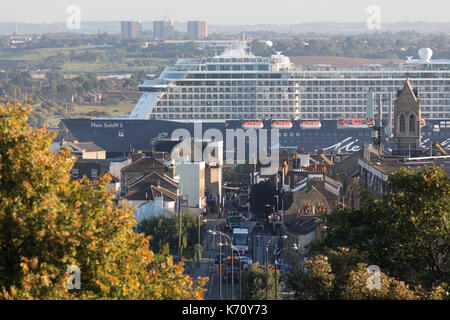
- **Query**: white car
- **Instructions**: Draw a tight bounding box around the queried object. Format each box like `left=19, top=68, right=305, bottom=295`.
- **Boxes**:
left=239, top=256, right=253, bottom=269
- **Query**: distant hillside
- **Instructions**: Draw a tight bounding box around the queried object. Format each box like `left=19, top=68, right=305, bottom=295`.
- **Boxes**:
left=0, top=21, right=449, bottom=35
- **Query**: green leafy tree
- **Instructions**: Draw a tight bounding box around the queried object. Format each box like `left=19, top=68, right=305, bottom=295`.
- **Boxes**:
left=0, top=102, right=206, bottom=299
left=305, top=166, right=449, bottom=298
left=137, top=213, right=206, bottom=259
left=249, top=179, right=278, bottom=220
left=287, top=248, right=418, bottom=300
left=241, top=263, right=281, bottom=300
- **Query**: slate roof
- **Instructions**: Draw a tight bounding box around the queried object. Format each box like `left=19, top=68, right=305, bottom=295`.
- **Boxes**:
left=67, top=141, right=105, bottom=153
left=286, top=217, right=322, bottom=235
left=121, top=156, right=168, bottom=173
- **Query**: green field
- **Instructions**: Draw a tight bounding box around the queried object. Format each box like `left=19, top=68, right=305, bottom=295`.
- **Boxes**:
left=0, top=46, right=172, bottom=75
left=73, top=103, right=134, bottom=116
left=41, top=102, right=134, bottom=129
left=0, top=47, right=78, bottom=61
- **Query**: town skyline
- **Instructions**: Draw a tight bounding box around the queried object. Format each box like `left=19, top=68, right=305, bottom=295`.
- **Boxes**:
left=1, top=0, right=449, bottom=24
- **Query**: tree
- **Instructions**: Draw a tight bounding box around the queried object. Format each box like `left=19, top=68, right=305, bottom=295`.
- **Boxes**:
left=249, top=179, right=278, bottom=220
left=287, top=255, right=334, bottom=300
left=0, top=102, right=206, bottom=299
left=386, top=167, right=449, bottom=287
left=286, top=248, right=418, bottom=300
left=306, top=166, right=449, bottom=297
left=137, top=213, right=206, bottom=259
left=241, top=263, right=281, bottom=300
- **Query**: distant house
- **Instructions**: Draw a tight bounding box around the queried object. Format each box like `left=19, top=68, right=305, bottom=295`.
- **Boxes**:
left=120, top=156, right=174, bottom=194
left=70, top=157, right=129, bottom=182
left=284, top=216, right=324, bottom=270
left=284, top=183, right=334, bottom=222
left=78, top=92, right=103, bottom=104
left=58, top=141, right=106, bottom=159
left=120, top=182, right=177, bottom=226
left=98, top=172, right=121, bottom=192
left=127, top=171, right=179, bottom=198
left=71, top=159, right=110, bottom=180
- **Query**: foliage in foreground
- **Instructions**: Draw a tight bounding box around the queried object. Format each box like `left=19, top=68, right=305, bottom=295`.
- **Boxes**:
left=0, top=102, right=206, bottom=299
left=291, top=166, right=449, bottom=300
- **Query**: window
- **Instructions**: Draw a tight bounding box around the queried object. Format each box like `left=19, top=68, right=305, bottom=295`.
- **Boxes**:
left=399, top=114, right=405, bottom=132
left=91, top=169, right=98, bottom=178
left=72, top=168, right=78, bottom=178
left=409, top=114, right=415, bottom=132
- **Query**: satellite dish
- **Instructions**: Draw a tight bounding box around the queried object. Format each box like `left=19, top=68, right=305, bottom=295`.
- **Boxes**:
left=418, top=48, right=433, bottom=62
left=265, top=41, right=273, bottom=47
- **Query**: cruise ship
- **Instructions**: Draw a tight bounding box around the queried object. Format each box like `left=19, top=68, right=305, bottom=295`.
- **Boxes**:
left=62, top=45, right=450, bottom=156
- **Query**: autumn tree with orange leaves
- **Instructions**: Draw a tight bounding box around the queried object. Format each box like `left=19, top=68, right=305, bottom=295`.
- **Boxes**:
left=0, top=102, right=206, bottom=299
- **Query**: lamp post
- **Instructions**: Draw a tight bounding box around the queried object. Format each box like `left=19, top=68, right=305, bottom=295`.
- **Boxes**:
left=209, top=230, right=234, bottom=300
left=197, top=216, right=207, bottom=267
left=219, top=242, right=242, bottom=300
left=208, top=229, right=223, bottom=300
left=274, top=195, right=279, bottom=217
left=274, top=244, right=298, bottom=300
left=265, top=203, right=271, bottom=224
left=265, top=244, right=268, bottom=300
left=264, top=235, right=287, bottom=300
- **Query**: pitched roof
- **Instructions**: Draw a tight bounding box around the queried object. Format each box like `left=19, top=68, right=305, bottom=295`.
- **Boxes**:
left=67, top=141, right=105, bottom=153
left=128, top=171, right=178, bottom=189
left=123, top=188, right=155, bottom=201
left=397, top=78, right=419, bottom=102
left=287, top=217, right=322, bottom=235
left=121, top=156, right=168, bottom=173
left=151, top=185, right=178, bottom=201
left=98, top=172, right=120, bottom=183
left=330, top=149, right=364, bottom=179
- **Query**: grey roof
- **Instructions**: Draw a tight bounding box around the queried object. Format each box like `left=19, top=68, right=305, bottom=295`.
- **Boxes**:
left=287, top=217, right=322, bottom=235
left=68, top=141, right=105, bottom=153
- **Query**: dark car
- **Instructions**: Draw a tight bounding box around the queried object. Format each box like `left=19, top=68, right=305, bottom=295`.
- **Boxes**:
left=223, top=270, right=239, bottom=283
left=214, top=253, right=226, bottom=265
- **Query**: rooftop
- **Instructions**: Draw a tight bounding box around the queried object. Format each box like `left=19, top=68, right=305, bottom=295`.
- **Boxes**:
left=360, top=155, right=450, bottom=177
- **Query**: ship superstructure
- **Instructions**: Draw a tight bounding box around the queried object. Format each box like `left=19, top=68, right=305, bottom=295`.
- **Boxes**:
left=127, top=44, right=449, bottom=122
left=62, top=44, right=450, bottom=155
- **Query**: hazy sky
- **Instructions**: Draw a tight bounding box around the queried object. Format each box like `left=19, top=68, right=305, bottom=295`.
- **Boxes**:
left=1, top=0, right=449, bottom=24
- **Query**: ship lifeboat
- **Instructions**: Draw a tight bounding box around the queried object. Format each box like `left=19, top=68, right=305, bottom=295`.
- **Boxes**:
left=300, top=120, right=321, bottom=129
left=242, top=121, right=264, bottom=129
left=420, top=118, right=426, bottom=127
left=271, top=120, right=293, bottom=129
left=337, top=118, right=375, bottom=129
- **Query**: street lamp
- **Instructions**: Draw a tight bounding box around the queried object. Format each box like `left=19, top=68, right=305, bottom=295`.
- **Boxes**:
left=208, top=229, right=223, bottom=300
left=209, top=230, right=235, bottom=300
left=197, top=216, right=207, bottom=266
left=274, top=195, right=279, bottom=217
left=274, top=244, right=298, bottom=300
left=264, top=235, right=287, bottom=300
left=265, top=204, right=272, bottom=223
left=219, top=242, right=242, bottom=300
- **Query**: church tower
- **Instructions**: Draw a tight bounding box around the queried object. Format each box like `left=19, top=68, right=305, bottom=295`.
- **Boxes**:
left=393, top=78, right=422, bottom=156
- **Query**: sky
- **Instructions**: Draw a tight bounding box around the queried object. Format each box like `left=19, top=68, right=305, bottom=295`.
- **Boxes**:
left=1, top=0, right=449, bottom=24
